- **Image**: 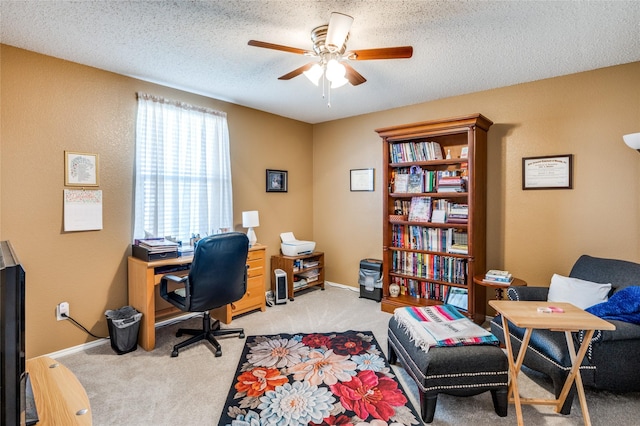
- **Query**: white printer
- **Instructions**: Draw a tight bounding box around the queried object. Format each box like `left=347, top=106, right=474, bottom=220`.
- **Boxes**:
left=280, top=232, right=316, bottom=256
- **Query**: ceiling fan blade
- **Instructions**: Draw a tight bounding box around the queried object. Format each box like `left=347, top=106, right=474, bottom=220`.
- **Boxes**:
left=278, top=63, right=315, bottom=80
left=326, top=12, right=354, bottom=52
left=349, top=46, right=413, bottom=60
left=343, top=63, right=367, bottom=86
left=248, top=40, right=310, bottom=56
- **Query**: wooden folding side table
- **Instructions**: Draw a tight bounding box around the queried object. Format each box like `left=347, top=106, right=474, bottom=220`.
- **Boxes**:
left=489, top=300, right=615, bottom=426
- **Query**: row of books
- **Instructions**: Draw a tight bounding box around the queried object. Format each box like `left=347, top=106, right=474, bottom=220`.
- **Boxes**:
left=483, top=269, right=513, bottom=285
left=402, top=197, right=469, bottom=225
left=389, top=141, right=444, bottom=163
left=390, top=276, right=454, bottom=301
left=392, top=251, right=468, bottom=284
left=437, top=175, right=466, bottom=193
left=392, top=169, right=467, bottom=194
left=391, top=225, right=468, bottom=254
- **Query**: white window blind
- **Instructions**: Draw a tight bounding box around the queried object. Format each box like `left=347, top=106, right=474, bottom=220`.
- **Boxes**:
left=133, top=93, right=233, bottom=242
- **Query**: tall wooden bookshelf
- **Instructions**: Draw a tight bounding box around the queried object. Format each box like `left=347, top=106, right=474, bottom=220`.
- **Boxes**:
left=375, top=114, right=493, bottom=323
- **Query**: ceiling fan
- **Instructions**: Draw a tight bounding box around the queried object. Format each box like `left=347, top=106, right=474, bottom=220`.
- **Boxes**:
left=248, top=12, right=413, bottom=90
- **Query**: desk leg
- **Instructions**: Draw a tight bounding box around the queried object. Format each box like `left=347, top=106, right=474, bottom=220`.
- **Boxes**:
left=128, top=259, right=156, bottom=351
left=501, top=316, right=531, bottom=426
left=139, top=276, right=156, bottom=351
left=555, top=330, right=595, bottom=425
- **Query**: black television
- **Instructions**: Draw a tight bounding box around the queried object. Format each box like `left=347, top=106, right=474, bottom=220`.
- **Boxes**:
left=0, top=240, right=29, bottom=425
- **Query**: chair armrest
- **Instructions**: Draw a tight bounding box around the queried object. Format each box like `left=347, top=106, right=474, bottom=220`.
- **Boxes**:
left=507, top=286, right=549, bottom=301
left=160, top=274, right=189, bottom=299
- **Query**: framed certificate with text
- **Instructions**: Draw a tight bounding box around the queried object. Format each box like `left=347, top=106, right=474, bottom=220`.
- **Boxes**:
left=350, top=168, right=374, bottom=191
left=522, top=154, right=573, bottom=190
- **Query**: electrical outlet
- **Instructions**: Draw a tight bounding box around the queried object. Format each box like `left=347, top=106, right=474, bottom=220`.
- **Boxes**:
left=56, top=302, right=69, bottom=321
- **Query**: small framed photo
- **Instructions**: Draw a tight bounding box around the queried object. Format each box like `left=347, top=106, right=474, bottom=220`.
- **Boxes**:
left=65, top=151, right=99, bottom=186
left=445, top=287, right=468, bottom=311
left=522, top=154, right=573, bottom=190
left=266, top=169, right=288, bottom=192
left=350, top=168, right=375, bottom=192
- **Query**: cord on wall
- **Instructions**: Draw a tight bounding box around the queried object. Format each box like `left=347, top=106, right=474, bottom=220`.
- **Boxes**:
left=61, top=313, right=108, bottom=339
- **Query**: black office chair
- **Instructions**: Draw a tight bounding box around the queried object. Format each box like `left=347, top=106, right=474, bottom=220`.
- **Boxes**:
left=159, top=232, right=249, bottom=357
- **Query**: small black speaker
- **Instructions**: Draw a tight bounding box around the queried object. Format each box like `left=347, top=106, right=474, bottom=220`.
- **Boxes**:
left=274, top=269, right=288, bottom=304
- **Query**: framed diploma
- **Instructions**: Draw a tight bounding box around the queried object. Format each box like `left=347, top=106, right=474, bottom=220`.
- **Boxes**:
left=522, top=154, right=573, bottom=190
left=350, top=168, right=375, bottom=192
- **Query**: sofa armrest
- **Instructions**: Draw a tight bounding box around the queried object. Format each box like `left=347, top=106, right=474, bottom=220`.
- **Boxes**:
left=506, top=286, right=549, bottom=301
left=581, top=320, right=640, bottom=344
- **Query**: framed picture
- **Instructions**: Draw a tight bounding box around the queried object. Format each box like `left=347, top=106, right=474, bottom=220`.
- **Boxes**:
left=266, top=169, right=287, bottom=192
left=522, top=154, right=573, bottom=190
left=350, top=168, right=374, bottom=191
left=65, top=151, right=99, bottom=186
left=445, top=287, right=468, bottom=311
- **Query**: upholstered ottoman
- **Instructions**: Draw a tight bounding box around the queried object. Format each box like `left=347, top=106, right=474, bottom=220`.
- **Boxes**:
left=388, top=315, right=509, bottom=423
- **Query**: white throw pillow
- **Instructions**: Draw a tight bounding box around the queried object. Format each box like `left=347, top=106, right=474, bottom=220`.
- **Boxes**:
left=547, top=274, right=611, bottom=309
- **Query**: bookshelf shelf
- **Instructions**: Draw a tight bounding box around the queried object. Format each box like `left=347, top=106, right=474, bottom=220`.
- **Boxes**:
left=270, top=252, right=325, bottom=301
left=376, top=114, right=493, bottom=323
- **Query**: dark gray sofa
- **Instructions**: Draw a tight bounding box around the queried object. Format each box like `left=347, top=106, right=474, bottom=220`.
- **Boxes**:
left=490, top=254, right=640, bottom=414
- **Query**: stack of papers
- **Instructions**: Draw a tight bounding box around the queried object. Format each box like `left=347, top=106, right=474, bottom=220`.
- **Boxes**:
left=136, top=238, right=179, bottom=254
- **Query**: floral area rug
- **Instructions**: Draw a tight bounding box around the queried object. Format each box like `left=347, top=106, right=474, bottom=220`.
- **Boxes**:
left=220, top=330, right=421, bottom=426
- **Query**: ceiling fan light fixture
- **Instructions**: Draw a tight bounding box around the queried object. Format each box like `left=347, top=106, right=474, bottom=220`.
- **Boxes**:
left=330, top=75, right=349, bottom=88
left=303, top=63, right=324, bottom=86
left=325, top=59, right=346, bottom=82
left=325, top=12, right=353, bottom=52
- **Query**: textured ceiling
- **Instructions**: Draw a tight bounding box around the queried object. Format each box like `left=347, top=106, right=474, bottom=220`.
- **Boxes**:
left=2, top=1, right=639, bottom=124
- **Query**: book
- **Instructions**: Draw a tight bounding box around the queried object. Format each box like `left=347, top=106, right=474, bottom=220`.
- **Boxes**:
left=448, top=243, right=468, bottom=254
left=482, top=277, right=513, bottom=286
left=484, top=269, right=513, bottom=284
left=408, top=196, right=432, bottom=222
left=407, top=173, right=424, bottom=193
left=484, top=273, right=512, bottom=280
left=431, top=209, right=446, bottom=224
left=485, top=269, right=511, bottom=278
left=394, top=174, right=409, bottom=193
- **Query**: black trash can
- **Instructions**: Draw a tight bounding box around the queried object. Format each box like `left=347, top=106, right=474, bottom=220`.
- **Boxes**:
left=359, top=259, right=383, bottom=302
left=105, top=306, right=142, bottom=355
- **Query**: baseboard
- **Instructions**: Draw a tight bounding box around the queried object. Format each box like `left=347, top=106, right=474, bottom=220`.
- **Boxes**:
left=46, top=286, right=361, bottom=358
left=326, top=281, right=359, bottom=292
left=45, top=312, right=200, bottom=359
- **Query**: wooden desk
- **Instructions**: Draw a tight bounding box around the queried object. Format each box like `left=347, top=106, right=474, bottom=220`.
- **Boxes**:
left=128, top=244, right=266, bottom=351
left=474, top=275, right=526, bottom=300
left=26, top=356, right=92, bottom=425
left=489, top=300, right=615, bottom=426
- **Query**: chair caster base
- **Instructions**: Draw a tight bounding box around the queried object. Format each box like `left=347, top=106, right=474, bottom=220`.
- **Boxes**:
left=171, top=349, right=179, bottom=357
left=239, top=332, right=245, bottom=338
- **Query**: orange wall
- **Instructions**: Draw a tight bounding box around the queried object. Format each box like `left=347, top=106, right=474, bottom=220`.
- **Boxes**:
left=2, top=44, right=639, bottom=356
left=1, top=45, right=313, bottom=357
left=313, top=62, right=640, bottom=314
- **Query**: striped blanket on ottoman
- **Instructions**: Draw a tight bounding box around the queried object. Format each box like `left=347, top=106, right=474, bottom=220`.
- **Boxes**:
left=393, top=304, right=498, bottom=352
left=388, top=305, right=508, bottom=423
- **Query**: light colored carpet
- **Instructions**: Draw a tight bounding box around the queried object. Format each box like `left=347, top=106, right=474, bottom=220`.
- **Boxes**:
left=59, top=284, right=639, bottom=425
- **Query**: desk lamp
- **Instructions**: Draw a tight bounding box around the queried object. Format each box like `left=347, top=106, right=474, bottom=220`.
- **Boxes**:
left=242, top=211, right=260, bottom=247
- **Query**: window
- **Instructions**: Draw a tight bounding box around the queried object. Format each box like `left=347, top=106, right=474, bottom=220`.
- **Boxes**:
left=133, top=93, right=233, bottom=242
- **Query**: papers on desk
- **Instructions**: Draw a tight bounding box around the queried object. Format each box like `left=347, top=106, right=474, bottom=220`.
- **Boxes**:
left=136, top=238, right=179, bottom=253
left=132, top=238, right=179, bottom=261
